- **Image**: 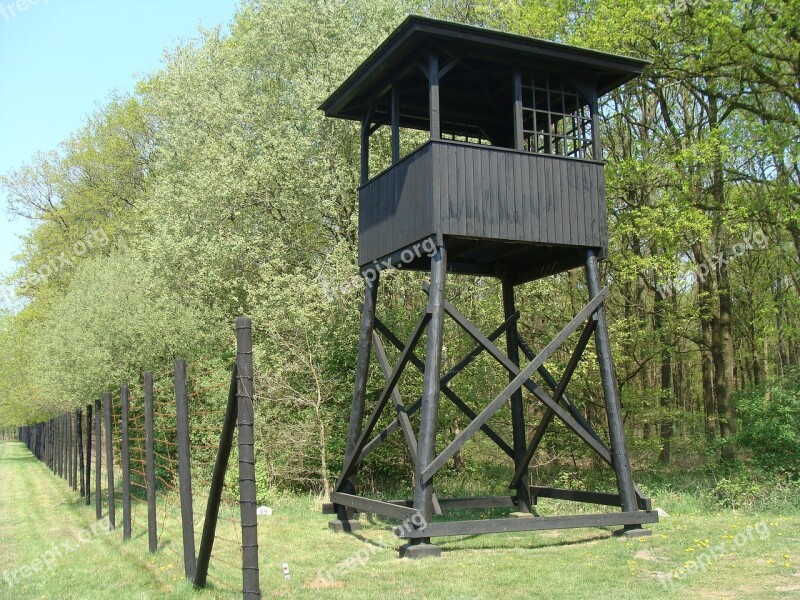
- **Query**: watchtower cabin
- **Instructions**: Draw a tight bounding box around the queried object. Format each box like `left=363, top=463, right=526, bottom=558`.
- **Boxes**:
left=321, top=16, right=657, bottom=558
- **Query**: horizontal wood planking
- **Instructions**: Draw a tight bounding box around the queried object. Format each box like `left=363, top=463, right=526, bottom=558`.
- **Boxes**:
left=359, top=140, right=607, bottom=269
left=359, top=144, right=434, bottom=266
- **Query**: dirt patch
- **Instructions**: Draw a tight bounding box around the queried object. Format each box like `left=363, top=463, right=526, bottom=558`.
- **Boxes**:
left=308, top=578, right=346, bottom=590
left=633, top=548, right=662, bottom=562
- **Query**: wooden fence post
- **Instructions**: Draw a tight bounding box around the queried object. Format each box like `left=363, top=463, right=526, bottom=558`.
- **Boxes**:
left=175, top=358, right=196, bottom=580
left=72, top=410, right=78, bottom=491
left=58, top=414, right=64, bottom=479
left=194, top=367, right=238, bottom=588
left=121, top=384, right=132, bottom=541
left=104, top=392, right=116, bottom=530
left=67, top=412, right=72, bottom=488
left=95, top=399, right=102, bottom=519
left=55, top=415, right=60, bottom=478
left=143, top=372, right=158, bottom=554
left=77, top=408, right=84, bottom=498
left=236, top=317, right=261, bottom=600
left=86, top=404, right=92, bottom=506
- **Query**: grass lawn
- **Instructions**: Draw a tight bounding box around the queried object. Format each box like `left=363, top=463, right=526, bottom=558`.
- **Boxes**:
left=1, top=440, right=798, bottom=599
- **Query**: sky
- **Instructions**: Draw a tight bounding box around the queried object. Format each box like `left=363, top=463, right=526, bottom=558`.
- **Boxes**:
left=0, top=0, right=241, bottom=301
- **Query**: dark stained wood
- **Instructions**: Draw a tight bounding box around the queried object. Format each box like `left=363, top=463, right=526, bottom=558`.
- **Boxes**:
left=412, top=245, right=447, bottom=545
left=422, top=287, right=609, bottom=483
left=510, top=318, right=598, bottom=489
left=174, top=359, right=196, bottom=579
left=530, top=486, right=652, bottom=511
left=331, top=493, right=422, bottom=522
left=335, top=309, right=430, bottom=489
left=195, top=367, right=239, bottom=588
left=143, top=372, right=158, bottom=554
left=358, top=140, right=606, bottom=273
left=330, top=495, right=519, bottom=514
left=320, top=16, right=648, bottom=125
left=121, top=384, right=132, bottom=541
left=103, top=393, right=115, bottom=530
left=396, top=510, right=659, bottom=539
left=235, top=318, right=261, bottom=599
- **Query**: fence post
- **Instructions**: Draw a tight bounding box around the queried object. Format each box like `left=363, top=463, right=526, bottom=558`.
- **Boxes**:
left=104, top=392, right=116, bottom=530
left=236, top=317, right=260, bottom=600
left=58, top=414, right=63, bottom=478
left=194, top=366, right=238, bottom=588
left=143, top=372, right=158, bottom=554
left=51, top=420, right=54, bottom=471
left=67, top=412, right=73, bottom=487
left=121, top=384, right=132, bottom=541
left=77, top=409, right=84, bottom=498
left=175, top=358, right=196, bottom=580
left=95, top=399, right=102, bottom=519
left=72, top=410, right=78, bottom=491
left=86, top=404, right=92, bottom=506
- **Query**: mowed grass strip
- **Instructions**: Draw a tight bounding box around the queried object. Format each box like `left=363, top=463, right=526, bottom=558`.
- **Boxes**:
left=0, top=441, right=194, bottom=600
left=1, top=440, right=798, bottom=599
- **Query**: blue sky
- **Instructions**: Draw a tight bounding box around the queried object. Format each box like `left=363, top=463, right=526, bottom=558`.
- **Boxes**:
left=0, top=0, right=241, bottom=298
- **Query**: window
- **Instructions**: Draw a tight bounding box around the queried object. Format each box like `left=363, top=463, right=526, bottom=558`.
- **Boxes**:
left=440, top=121, right=491, bottom=146
left=521, top=71, right=594, bottom=159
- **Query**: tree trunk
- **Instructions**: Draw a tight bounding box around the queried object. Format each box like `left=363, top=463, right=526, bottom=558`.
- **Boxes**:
left=654, top=272, right=672, bottom=464
left=713, top=234, right=737, bottom=462
left=692, top=242, right=717, bottom=443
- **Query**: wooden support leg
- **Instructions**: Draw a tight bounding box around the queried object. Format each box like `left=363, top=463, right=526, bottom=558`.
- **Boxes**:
left=585, top=250, right=648, bottom=537
left=502, top=278, right=532, bottom=515
left=330, top=275, right=379, bottom=533
left=401, top=246, right=446, bottom=559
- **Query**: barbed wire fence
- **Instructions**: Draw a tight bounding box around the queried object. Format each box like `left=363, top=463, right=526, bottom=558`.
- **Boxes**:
left=16, top=317, right=262, bottom=599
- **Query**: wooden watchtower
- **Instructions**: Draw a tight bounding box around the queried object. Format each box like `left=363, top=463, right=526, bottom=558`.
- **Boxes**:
left=321, top=16, right=657, bottom=558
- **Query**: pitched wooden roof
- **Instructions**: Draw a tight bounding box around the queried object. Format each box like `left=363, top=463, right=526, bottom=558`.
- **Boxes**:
left=320, top=15, right=649, bottom=123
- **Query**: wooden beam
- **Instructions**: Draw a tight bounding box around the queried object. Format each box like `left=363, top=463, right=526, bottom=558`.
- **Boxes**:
left=428, top=51, right=440, bottom=139
left=438, top=54, right=463, bottom=79
left=423, top=284, right=614, bottom=468
left=356, top=398, right=421, bottom=464
left=374, top=313, right=515, bottom=458
left=335, top=310, right=430, bottom=490
left=422, top=289, right=609, bottom=483
left=332, top=493, right=422, bottom=522
left=396, top=510, right=659, bottom=539
left=391, top=83, right=400, bottom=164
left=503, top=278, right=530, bottom=512
left=510, top=318, right=597, bottom=488
left=516, top=334, right=604, bottom=446
left=371, top=333, right=442, bottom=516
left=440, top=385, right=514, bottom=458
left=513, top=67, right=524, bottom=150
left=530, top=486, right=651, bottom=511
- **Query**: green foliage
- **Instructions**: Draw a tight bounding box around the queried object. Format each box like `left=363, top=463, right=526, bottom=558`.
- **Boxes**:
left=736, top=371, right=800, bottom=477
left=1, top=0, right=800, bottom=494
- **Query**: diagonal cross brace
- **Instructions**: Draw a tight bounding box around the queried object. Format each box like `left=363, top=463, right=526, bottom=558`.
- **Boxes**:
left=357, top=397, right=421, bottom=463
left=509, top=318, right=597, bottom=489
left=371, top=332, right=442, bottom=516
left=423, top=283, right=615, bottom=469
left=335, top=309, right=430, bottom=492
left=516, top=334, right=604, bottom=446
left=374, top=313, right=516, bottom=458
left=421, top=288, right=609, bottom=484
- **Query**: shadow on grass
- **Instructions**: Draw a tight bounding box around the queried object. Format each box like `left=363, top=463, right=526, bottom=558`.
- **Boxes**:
left=440, top=531, right=612, bottom=553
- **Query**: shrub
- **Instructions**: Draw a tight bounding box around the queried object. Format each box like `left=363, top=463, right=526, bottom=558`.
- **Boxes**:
left=736, top=370, right=800, bottom=477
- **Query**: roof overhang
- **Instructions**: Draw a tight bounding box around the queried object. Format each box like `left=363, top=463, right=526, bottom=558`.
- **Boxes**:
left=320, top=15, right=650, bottom=122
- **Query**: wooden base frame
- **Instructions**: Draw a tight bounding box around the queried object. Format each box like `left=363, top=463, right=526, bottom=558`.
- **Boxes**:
left=327, top=246, right=656, bottom=554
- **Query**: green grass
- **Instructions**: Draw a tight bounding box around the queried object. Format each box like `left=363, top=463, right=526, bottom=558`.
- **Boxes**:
left=1, top=440, right=799, bottom=599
